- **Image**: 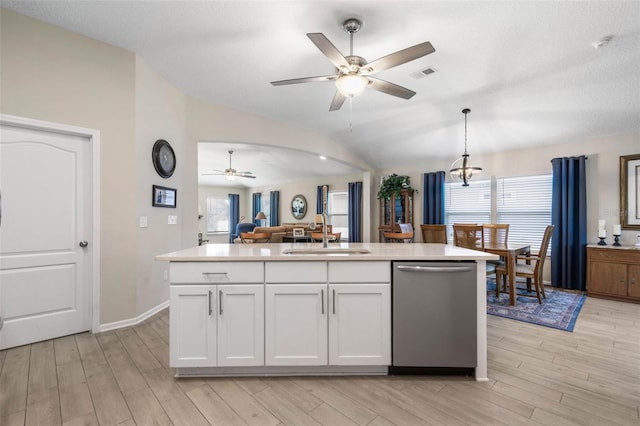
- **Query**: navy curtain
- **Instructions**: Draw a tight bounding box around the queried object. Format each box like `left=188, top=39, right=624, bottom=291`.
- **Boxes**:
left=317, top=184, right=329, bottom=214
left=422, top=171, right=446, bottom=224
left=348, top=181, right=363, bottom=242
left=252, top=193, right=261, bottom=225
left=269, top=191, right=280, bottom=226
left=228, top=193, right=240, bottom=243
left=551, top=156, right=587, bottom=290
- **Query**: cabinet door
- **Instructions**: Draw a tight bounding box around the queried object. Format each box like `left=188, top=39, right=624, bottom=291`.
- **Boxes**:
left=265, top=284, right=327, bottom=366
left=217, top=285, right=264, bottom=367
left=628, top=265, right=640, bottom=298
left=329, top=284, right=391, bottom=365
left=589, top=262, right=627, bottom=296
left=170, top=285, right=216, bottom=367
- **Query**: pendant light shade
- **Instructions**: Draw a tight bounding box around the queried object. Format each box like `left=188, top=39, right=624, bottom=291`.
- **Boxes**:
left=449, top=108, right=482, bottom=187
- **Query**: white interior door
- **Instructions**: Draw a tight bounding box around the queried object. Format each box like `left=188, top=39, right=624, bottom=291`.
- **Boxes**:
left=0, top=122, right=92, bottom=349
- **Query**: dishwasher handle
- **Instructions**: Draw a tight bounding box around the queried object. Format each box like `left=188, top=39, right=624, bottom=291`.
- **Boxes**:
left=396, top=265, right=473, bottom=273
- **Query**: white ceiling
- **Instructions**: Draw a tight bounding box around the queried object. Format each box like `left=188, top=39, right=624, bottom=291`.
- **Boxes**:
left=4, top=1, right=639, bottom=187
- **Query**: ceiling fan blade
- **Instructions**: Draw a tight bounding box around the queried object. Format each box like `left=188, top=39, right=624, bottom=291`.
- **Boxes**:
left=235, top=171, right=253, bottom=175
left=368, top=77, right=416, bottom=99
left=307, top=33, right=350, bottom=70
left=366, top=41, right=435, bottom=74
left=329, top=91, right=347, bottom=111
left=235, top=173, right=256, bottom=179
left=271, top=75, right=337, bottom=86
left=201, top=173, right=225, bottom=176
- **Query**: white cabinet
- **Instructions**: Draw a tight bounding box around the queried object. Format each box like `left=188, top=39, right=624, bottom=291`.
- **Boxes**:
left=170, top=284, right=264, bottom=368
left=217, top=285, right=264, bottom=367
left=264, top=261, right=390, bottom=367
left=329, top=284, right=391, bottom=365
left=169, top=261, right=264, bottom=368
left=170, top=285, right=217, bottom=367
left=265, top=284, right=328, bottom=366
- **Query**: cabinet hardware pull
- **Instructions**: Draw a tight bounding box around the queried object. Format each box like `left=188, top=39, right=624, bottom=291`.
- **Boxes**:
left=208, top=290, right=212, bottom=316
left=321, top=289, right=324, bottom=315
left=397, top=265, right=472, bottom=273
left=202, top=272, right=228, bottom=279
left=333, top=289, right=336, bottom=314
left=219, top=289, right=223, bottom=315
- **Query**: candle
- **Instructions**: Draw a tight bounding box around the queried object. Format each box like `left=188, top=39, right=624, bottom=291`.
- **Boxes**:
left=598, top=229, right=606, bottom=238
left=613, top=224, right=621, bottom=235
left=598, top=220, right=605, bottom=231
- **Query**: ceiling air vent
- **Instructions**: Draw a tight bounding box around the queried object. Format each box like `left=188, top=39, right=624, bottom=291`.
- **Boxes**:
left=411, top=67, right=437, bottom=80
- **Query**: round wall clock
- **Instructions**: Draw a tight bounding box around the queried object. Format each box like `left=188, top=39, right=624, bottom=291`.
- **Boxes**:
left=291, top=194, right=307, bottom=220
left=152, top=139, right=176, bottom=178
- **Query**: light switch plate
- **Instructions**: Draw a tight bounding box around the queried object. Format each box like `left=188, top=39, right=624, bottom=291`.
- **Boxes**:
left=168, top=215, right=178, bottom=225
left=139, top=216, right=148, bottom=228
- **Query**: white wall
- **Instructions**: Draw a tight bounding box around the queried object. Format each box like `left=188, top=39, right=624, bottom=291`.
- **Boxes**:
left=0, top=9, right=138, bottom=324
left=134, top=58, right=188, bottom=315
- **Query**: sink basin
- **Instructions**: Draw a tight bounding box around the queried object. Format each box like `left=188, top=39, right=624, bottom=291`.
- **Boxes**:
left=282, top=248, right=371, bottom=255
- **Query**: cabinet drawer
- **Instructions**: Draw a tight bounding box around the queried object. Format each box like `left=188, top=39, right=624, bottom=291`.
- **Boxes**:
left=265, top=262, right=327, bottom=283
left=588, top=247, right=640, bottom=263
left=329, top=261, right=390, bottom=283
left=171, top=262, right=263, bottom=283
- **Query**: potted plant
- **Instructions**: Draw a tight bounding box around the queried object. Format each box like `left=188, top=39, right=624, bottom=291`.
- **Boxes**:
left=377, top=174, right=413, bottom=200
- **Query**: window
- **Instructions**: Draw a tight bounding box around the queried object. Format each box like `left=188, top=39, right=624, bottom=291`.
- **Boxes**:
left=206, top=196, right=229, bottom=234
left=262, top=196, right=271, bottom=226
left=444, top=175, right=552, bottom=253
left=497, top=174, right=552, bottom=253
left=444, top=179, right=491, bottom=239
left=328, top=191, right=348, bottom=240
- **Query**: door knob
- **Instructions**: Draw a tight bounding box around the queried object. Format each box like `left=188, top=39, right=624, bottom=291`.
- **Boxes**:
left=79, top=241, right=88, bottom=248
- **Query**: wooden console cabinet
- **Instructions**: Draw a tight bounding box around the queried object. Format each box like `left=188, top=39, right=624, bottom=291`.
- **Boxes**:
left=587, top=245, right=640, bottom=303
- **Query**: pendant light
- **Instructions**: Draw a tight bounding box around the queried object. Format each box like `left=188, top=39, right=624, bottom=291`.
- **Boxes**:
left=449, top=108, right=482, bottom=187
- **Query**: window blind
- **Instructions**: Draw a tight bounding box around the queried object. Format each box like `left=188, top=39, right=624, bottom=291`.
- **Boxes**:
left=206, top=196, right=230, bottom=233
left=445, top=179, right=491, bottom=239
left=497, top=174, right=552, bottom=253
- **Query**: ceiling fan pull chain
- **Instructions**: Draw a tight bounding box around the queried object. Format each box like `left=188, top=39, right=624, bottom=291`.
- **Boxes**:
left=349, top=98, right=353, bottom=132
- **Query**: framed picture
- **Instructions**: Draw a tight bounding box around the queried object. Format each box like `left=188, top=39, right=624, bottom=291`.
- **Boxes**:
left=291, top=194, right=307, bottom=220
left=620, top=154, right=640, bottom=229
left=292, top=228, right=305, bottom=237
left=152, top=185, right=177, bottom=208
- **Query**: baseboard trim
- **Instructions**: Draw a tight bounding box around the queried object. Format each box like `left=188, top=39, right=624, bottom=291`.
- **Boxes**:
left=99, top=300, right=169, bottom=333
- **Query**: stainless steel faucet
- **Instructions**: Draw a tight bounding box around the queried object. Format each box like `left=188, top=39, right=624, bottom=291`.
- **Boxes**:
left=322, top=185, right=329, bottom=248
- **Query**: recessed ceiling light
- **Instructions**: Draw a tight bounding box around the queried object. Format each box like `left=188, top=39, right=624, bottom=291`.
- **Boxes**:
left=319, top=155, right=327, bottom=160
left=592, top=35, right=613, bottom=49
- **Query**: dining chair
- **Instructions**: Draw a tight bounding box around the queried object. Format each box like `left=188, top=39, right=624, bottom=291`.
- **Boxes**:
left=495, top=225, right=555, bottom=303
left=383, top=232, right=414, bottom=243
left=452, top=224, right=484, bottom=249
left=420, top=224, right=447, bottom=243
left=482, top=223, right=509, bottom=284
left=483, top=224, right=509, bottom=247
left=240, top=232, right=271, bottom=243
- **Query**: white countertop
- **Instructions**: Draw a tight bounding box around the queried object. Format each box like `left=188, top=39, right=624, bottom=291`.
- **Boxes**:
left=156, top=242, right=499, bottom=262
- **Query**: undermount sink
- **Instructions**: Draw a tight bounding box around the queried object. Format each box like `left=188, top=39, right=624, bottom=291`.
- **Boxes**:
left=282, top=248, right=371, bottom=255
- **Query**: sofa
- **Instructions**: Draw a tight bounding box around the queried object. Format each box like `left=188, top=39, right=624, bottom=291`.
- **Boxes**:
left=234, top=223, right=331, bottom=243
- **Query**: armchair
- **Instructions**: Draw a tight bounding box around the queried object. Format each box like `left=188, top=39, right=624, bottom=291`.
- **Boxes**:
left=232, top=222, right=256, bottom=242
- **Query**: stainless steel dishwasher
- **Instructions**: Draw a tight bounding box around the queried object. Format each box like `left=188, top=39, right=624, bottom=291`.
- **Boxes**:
left=390, top=261, right=477, bottom=374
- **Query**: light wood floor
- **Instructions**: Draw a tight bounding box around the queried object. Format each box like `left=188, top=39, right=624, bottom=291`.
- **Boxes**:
left=1, top=296, right=639, bottom=426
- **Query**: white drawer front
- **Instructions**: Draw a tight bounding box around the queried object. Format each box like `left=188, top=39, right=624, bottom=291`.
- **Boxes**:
left=328, top=261, right=390, bottom=283
left=170, top=262, right=263, bottom=283
left=265, top=262, right=327, bottom=283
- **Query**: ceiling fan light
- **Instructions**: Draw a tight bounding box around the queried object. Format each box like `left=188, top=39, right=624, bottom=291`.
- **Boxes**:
left=335, top=74, right=369, bottom=97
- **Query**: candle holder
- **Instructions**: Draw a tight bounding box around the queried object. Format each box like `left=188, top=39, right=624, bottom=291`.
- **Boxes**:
left=613, top=234, right=621, bottom=247
left=597, top=237, right=607, bottom=246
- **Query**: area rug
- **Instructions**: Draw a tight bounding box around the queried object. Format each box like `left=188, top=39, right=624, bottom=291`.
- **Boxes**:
left=487, top=279, right=586, bottom=332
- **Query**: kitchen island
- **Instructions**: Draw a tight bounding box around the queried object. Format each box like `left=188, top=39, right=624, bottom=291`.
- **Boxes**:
left=157, top=242, right=497, bottom=381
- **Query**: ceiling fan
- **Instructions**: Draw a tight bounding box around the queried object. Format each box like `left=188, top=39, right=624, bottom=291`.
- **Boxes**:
left=201, top=150, right=256, bottom=181
left=271, top=17, right=435, bottom=111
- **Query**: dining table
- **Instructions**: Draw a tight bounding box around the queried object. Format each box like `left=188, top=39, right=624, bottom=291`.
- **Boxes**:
left=483, top=242, right=531, bottom=306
